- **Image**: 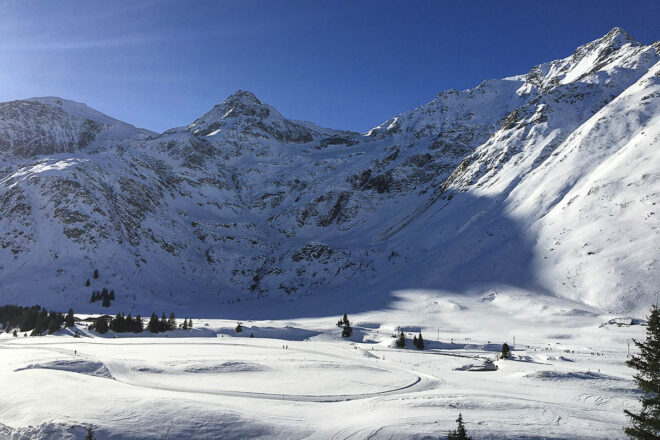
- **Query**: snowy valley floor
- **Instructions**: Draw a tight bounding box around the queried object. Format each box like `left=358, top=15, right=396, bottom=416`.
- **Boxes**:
left=0, top=289, right=647, bottom=439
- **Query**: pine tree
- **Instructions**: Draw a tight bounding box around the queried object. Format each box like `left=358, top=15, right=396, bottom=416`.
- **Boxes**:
left=168, top=313, right=177, bottom=331
left=134, top=315, right=144, bottom=333
left=34, top=310, right=48, bottom=335
left=235, top=322, right=243, bottom=333
left=85, top=427, right=95, bottom=440
left=624, top=304, right=660, bottom=439
left=147, top=313, right=159, bottom=333
left=47, top=315, right=61, bottom=334
left=447, top=413, right=472, bottom=440
left=85, top=279, right=90, bottom=287
left=413, top=335, right=418, bottom=347
left=90, top=291, right=96, bottom=303
left=159, top=313, right=168, bottom=332
left=342, top=325, right=353, bottom=337
left=93, top=269, right=99, bottom=279
left=94, top=316, right=109, bottom=334
left=182, top=319, right=188, bottom=330
left=102, top=295, right=110, bottom=308
left=396, top=331, right=406, bottom=348
left=65, top=309, right=75, bottom=328
left=109, top=290, right=115, bottom=300
left=343, top=313, right=350, bottom=327
left=110, top=313, right=123, bottom=332
left=417, top=332, right=424, bottom=350
left=187, top=319, right=193, bottom=328
left=501, top=342, right=511, bottom=359
left=19, top=307, right=38, bottom=332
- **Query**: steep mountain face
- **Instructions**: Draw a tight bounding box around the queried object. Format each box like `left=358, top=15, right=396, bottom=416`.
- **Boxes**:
left=185, top=90, right=348, bottom=144
left=0, top=28, right=658, bottom=314
left=0, top=97, right=153, bottom=159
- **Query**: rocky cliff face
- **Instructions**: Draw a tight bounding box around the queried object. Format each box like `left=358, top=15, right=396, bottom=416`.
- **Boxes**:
left=0, top=28, right=658, bottom=314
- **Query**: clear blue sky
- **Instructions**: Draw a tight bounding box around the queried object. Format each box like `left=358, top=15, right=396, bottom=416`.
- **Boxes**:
left=0, top=0, right=657, bottom=133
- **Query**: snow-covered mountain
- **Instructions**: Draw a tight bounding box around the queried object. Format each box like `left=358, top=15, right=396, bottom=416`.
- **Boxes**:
left=0, top=97, right=154, bottom=158
left=0, top=28, right=657, bottom=314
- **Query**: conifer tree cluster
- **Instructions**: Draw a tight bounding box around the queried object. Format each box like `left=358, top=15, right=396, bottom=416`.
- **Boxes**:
left=1, top=304, right=42, bottom=332
left=89, top=288, right=115, bottom=307
left=413, top=332, right=424, bottom=350
left=447, top=413, right=472, bottom=440
left=624, top=304, right=660, bottom=439
left=37, top=309, right=65, bottom=335
left=337, top=313, right=353, bottom=337
left=41, top=310, right=62, bottom=335
left=396, top=331, right=406, bottom=348
left=91, top=316, right=109, bottom=334
left=181, top=318, right=193, bottom=330
left=108, top=313, right=144, bottom=333
left=146, top=313, right=178, bottom=333
left=0, top=305, right=71, bottom=336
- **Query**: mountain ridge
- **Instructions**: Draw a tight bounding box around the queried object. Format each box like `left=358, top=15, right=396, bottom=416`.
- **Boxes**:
left=0, top=28, right=657, bottom=316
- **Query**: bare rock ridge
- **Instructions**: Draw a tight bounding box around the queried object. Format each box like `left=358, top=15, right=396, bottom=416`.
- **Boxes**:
left=0, top=28, right=658, bottom=314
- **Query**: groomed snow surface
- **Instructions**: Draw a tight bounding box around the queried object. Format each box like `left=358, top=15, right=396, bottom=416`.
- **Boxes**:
left=0, top=289, right=645, bottom=439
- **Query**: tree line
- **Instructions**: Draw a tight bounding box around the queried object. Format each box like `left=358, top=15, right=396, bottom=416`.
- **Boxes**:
left=90, top=312, right=193, bottom=334
left=146, top=312, right=192, bottom=333
left=0, top=305, right=75, bottom=336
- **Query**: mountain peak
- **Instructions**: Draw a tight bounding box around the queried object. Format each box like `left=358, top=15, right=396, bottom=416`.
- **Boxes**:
left=214, top=89, right=266, bottom=115
left=186, top=91, right=338, bottom=143
left=574, top=27, right=639, bottom=58
left=516, top=26, right=650, bottom=93
left=28, top=96, right=123, bottom=126
left=601, top=27, right=637, bottom=46
left=0, top=96, right=154, bottom=157
left=224, top=89, right=261, bottom=104
left=187, top=90, right=279, bottom=137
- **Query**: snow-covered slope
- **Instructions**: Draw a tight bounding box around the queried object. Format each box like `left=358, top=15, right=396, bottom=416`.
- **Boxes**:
left=0, top=97, right=154, bottom=159
left=185, top=89, right=348, bottom=143
left=0, top=28, right=657, bottom=315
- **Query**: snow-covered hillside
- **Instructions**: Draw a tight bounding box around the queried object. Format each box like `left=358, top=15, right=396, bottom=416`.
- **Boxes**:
left=0, top=27, right=658, bottom=315
left=0, top=291, right=651, bottom=439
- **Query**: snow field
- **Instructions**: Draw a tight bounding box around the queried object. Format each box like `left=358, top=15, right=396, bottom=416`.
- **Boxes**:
left=0, top=289, right=647, bottom=439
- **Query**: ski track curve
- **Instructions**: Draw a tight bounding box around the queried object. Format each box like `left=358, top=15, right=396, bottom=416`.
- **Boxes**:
left=3, top=339, right=438, bottom=403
